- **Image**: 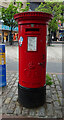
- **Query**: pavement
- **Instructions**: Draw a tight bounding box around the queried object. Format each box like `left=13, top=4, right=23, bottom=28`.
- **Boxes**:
left=0, top=43, right=64, bottom=119
left=1, top=72, right=63, bottom=118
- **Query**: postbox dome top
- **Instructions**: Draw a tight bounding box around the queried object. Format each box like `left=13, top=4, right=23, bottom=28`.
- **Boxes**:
left=14, top=12, right=53, bottom=25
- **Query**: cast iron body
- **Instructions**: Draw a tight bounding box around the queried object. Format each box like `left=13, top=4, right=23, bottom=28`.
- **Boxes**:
left=14, top=12, right=52, bottom=108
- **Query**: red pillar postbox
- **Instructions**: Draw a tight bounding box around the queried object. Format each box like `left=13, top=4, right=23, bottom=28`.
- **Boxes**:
left=14, top=12, right=52, bottom=108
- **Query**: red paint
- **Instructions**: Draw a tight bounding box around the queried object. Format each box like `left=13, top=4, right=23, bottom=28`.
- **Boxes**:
left=14, top=12, right=52, bottom=88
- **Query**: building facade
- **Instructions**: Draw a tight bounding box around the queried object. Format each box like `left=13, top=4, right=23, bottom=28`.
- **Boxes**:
left=0, top=0, right=19, bottom=43
left=0, top=20, right=18, bottom=43
left=0, top=0, right=41, bottom=43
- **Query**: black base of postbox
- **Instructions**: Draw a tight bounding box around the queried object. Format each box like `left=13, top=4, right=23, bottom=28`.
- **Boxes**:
left=18, top=83, right=46, bottom=108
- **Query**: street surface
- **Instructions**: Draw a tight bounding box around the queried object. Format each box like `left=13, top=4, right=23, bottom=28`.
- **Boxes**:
left=47, top=44, right=62, bottom=74
left=6, top=44, right=62, bottom=73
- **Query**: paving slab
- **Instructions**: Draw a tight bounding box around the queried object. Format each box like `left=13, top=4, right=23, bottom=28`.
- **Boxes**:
left=1, top=72, right=63, bottom=119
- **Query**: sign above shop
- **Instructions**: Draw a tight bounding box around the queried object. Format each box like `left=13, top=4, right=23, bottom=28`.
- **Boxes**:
left=0, top=25, right=18, bottom=31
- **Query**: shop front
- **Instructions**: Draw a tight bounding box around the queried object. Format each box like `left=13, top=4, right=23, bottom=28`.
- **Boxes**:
left=0, top=24, right=18, bottom=43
